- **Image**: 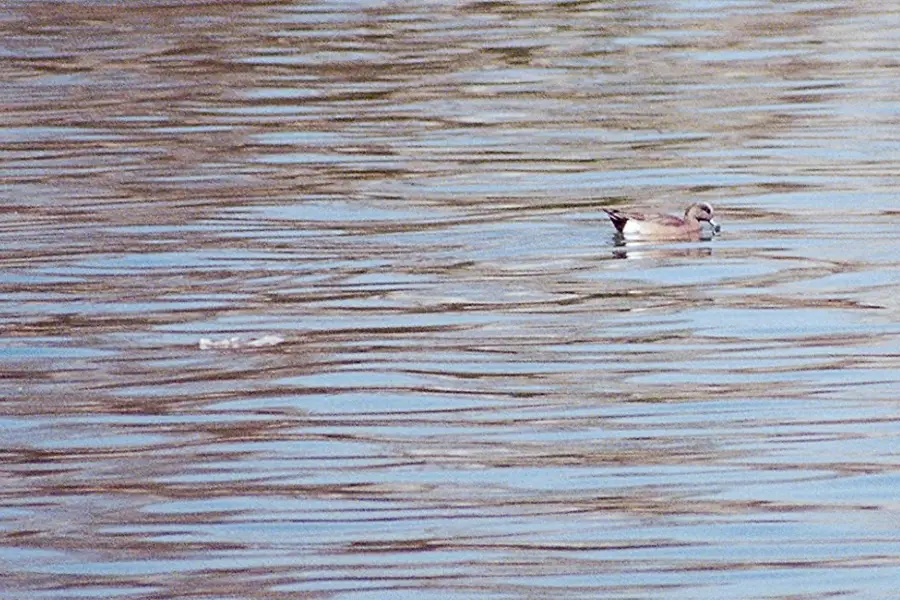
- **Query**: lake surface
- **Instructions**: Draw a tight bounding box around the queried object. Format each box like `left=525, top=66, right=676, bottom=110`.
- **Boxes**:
left=3, top=1, right=900, bottom=598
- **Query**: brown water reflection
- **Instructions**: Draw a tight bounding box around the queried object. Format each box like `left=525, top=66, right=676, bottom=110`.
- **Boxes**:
left=4, top=1, right=900, bottom=599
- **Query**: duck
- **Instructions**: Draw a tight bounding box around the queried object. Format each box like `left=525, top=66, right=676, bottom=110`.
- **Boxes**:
left=603, top=202, right=720, bottom=239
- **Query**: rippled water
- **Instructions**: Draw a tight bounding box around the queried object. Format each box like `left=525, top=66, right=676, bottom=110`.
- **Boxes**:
left=3, top=1, right=900, bottom=598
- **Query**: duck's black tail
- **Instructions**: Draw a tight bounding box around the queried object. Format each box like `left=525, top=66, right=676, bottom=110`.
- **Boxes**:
left=603, top=209, right=628, bottom=233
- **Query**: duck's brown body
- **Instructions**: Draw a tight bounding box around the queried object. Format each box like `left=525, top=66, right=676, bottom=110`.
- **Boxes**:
left=603, top=203, right=719, bottom=239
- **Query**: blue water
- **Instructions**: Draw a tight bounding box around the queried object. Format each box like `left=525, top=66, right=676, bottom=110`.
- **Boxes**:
left=3, top=1, right=900, bottom=599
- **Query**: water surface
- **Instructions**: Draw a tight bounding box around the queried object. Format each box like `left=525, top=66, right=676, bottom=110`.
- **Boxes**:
left=3, top=1, right=900, bottom=598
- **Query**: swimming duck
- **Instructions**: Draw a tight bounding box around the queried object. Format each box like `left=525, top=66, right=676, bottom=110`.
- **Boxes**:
left=603, top=202, right=720, bottom=239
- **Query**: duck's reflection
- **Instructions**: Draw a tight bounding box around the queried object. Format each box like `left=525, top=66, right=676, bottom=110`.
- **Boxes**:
left=612, top=235, right=715, bottom=260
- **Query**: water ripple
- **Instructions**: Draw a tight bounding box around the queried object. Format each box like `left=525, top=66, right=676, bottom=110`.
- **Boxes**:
left=4, top=1, right=900, bottom=599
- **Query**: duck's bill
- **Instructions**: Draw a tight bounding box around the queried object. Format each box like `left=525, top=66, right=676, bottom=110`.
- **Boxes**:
left=710, top=219, right=721, bottom=234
